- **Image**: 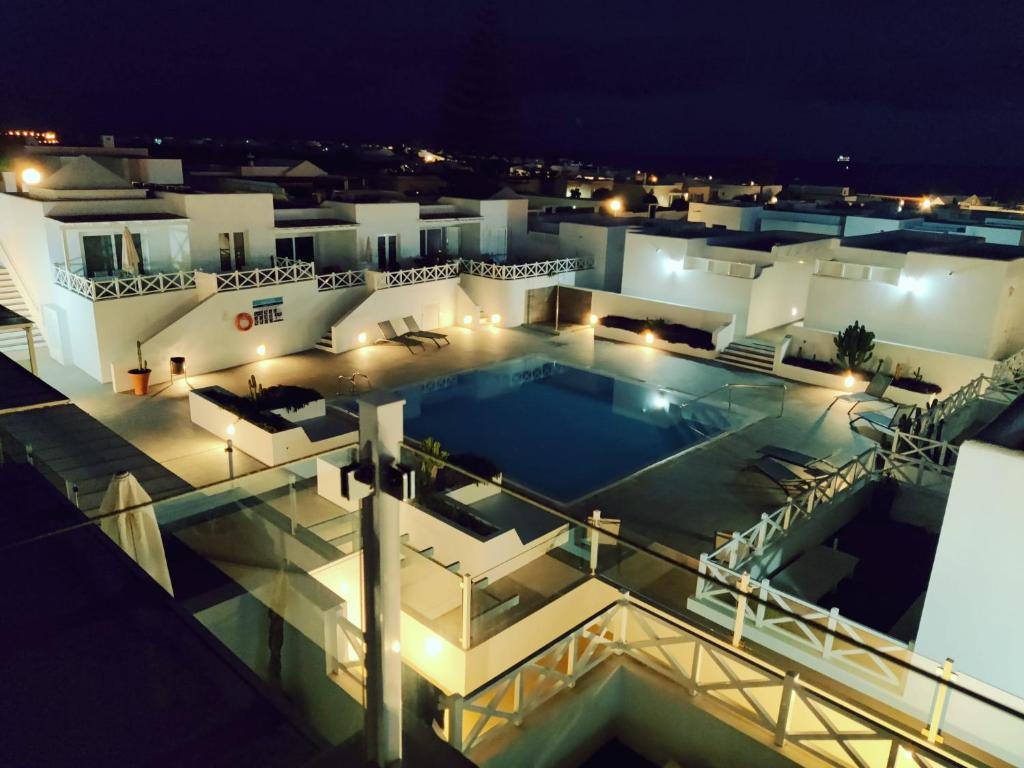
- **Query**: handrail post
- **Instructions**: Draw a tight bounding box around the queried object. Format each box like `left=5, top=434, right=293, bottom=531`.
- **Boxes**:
left=774, top=671, right=799, bottom=746
left=696, top=553, right=709, bottom=597
left=755, top=578, right=769, bottom=627
left=822, top=607, right=840, bottom=659
left=755, top=513, right=768, bottom=554
left=923, top=658, right=955, bottom=744
left=731, top=572, right=750, bottom=647
left=782, top=498, right=793, bottom=530
left=460, top=573, right=472, bottom=651
left=589, top=509, right=601, bottom=574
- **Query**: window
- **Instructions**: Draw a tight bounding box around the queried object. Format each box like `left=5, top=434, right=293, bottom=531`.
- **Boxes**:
left=219, top=232, right=246, bottom=271
left=376, top=234, right=397, bottom=270
left=420, top=228, right=445, bottom=257
left=276, top=236, right=315, bottom=264
left=81, top=232, right=144, bottom=277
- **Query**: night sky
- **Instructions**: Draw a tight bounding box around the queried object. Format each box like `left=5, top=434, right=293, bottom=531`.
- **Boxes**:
left=5, top=1, right=1024, bottom=170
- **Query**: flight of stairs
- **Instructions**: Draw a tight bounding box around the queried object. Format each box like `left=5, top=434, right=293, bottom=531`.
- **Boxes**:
left=314, top=330, right=333, bottom=352
left=717, top=338, right=776, bottom=373
left=0, top=268, right=45, bottom=357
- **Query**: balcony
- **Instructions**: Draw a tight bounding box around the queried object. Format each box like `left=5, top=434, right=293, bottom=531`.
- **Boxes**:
left=53, top=263, right=197, bottom=301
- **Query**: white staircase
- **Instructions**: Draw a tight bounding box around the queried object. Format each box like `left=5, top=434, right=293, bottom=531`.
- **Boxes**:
left=314, top=330, right=334, bottom=352
left=717, top=338, right=775, bottom=373
left=0, top=268, right=45, bottom=357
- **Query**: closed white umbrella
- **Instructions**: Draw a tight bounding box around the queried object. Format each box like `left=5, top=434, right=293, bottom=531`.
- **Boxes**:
left=121, top=226, right=141, bottom=274
left=96, top=471, right=174, bottom=595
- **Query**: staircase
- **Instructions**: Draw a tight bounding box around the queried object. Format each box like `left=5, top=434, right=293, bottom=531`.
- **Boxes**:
left=717, top=338, right=775, bottom=373
left=0, top=268, right=45, bottom=357
left=314, top=330, right=334, bottom=352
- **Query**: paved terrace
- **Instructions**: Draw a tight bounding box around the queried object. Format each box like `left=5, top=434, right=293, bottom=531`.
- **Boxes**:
left=34, top=325, right=874, bottom=557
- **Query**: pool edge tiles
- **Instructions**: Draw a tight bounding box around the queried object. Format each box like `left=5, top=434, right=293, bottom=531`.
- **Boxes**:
left=395, top=356, right=753, bottom=506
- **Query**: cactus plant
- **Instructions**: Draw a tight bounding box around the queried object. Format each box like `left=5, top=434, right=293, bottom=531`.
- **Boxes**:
left=247, top=374, right=265, bottom=404
left=131, top=340, right=149, bottom=373
left=833, top=321, right=875, bottom=372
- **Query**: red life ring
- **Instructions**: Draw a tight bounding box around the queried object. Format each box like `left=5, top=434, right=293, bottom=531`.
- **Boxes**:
left=235, top=312, right=254, bottom=331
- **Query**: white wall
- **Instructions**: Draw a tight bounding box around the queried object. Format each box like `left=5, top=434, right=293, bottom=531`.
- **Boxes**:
left=159, top=191, right=276, bottom=272
left=329, top=278, right=477, bottom=353
left=62, top=221, right=191, bottom=274
left=805, top=249, right=1021, bottom=358
left=786, top=326, right=997, bottom=394
left=746, top=261, right=812, bottom=334
left=109, top=280, right=365, bottom=390
left=561, top=223, right=629, bottom=292
left=688, top=202, right=761, bottom=231
left=458, top=272, right=574, bottom=328
left=589, top=290, right=735, bottom=353
left=330, top=201, right=420, bottom=266
left=916, top=441, right=1024, bottom=699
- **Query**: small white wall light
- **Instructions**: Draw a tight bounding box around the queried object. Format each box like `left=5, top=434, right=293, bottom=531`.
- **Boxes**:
left=256, top=344, right=266, bottom=356
left=21, top=168, right=41, bottom=185
left=357, top=332, right=367, bottom=344
left=463, top=314, right=473, bottom=325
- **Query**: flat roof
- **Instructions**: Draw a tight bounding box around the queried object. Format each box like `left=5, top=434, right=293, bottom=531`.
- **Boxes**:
left=419, top=212, right=483, bottom=221
left=707, top=230, right=833, bottom=252
left=46, top=212, right=187, bottom=224
left=631, top=221, right=712, bottom=239
left=0, top=305, right=32, bottom=329
left=841, top=230, right=1023, bottom=260
left=0, top=353, right=69, bottom=412
left=536, top=213, right=647, bottom=228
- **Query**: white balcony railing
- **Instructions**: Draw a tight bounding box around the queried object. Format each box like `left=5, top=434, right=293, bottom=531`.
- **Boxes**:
left=214, top=261, right=314, bottom=291
left=317, top=270, right=367, bottom=291
left=54, top=264, right=197, bottom=301
left=370, top=261, right=460, bottom=289
left=459, top=256, right=593, bottom=280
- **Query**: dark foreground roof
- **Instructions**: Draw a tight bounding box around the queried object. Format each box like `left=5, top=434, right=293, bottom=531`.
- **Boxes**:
left=707, top=230, right=832, bottom=252
left=841, top=230, right=1024, bottom=261
left=0, top=351, right=68, bottom=412
left=46, top=212, right=187, bottom=224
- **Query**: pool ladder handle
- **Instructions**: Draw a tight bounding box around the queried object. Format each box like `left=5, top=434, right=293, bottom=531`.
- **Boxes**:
left=679, top=382, right=787, bottom=418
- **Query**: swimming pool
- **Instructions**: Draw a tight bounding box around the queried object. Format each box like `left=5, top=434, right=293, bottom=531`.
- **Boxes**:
left=392, top=357, right=735, bottom=504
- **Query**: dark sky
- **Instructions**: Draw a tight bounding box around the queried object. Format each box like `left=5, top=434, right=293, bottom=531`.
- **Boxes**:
left=4, top=1, right=1024, bottom=168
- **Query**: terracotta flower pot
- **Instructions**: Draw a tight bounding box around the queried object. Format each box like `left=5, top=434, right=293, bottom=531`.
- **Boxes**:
left=128, top=369, right=151, bottom=396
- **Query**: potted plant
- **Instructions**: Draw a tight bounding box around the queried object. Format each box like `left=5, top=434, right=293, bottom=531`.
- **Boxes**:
left=128, top=340, right=151, bottom=396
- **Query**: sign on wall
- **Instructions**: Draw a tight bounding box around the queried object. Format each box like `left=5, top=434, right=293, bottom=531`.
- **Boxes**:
left=252, top=296, right=284, bottom=326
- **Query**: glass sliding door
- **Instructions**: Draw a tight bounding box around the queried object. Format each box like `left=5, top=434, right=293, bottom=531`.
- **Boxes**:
left=377, top=234, right=397, bottom=270
left=82, top=235, right=118, bottom=277
left=219, top=232, right=247, bottom=271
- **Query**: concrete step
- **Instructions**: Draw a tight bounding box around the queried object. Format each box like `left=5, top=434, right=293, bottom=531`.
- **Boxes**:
left=721, top=348, right=773, bottom=364
left=314, top=332, right=334, bottom=353
left=717, top=357, right=775, bottom=374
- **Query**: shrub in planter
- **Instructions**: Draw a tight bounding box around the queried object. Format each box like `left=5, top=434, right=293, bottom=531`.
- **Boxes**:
left=891, top=367, right=941, bottom=395
left=258, top=384, right=323, bottom=412
left=833, top=321, right=875, bottom=371
left=128, top=340, right=151, bottom=396
left=599, top=315, right=714, bottom=350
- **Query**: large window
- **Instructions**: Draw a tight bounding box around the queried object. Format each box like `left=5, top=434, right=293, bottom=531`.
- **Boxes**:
left=219, top=232, right=246, bottom=271
left=376, top=234, right=397, bottom=270
left=275, top=236, right=315, bottom=263
left=81, top=233, right=143, bottom=277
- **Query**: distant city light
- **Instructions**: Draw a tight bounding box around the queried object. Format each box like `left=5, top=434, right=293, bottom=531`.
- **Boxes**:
left=21, top=168, right=41, bottom=185
left=920, top=198, right=932, bottom=211
left=649, top=174, right=658, bottom=183
left=770, top=195, right=779, bottom=205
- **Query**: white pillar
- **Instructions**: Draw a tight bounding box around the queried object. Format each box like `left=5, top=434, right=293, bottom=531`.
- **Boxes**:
left=358, top=391, right=405, bottom=767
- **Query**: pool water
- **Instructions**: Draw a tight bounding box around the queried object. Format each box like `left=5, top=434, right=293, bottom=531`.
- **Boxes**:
left=394, top=357, right=733, bottom=504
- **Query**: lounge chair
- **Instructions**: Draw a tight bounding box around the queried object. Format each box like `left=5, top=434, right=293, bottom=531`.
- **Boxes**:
left=402, top=316, right=449, bottom=348
left=748, top=456, right=816, bottom=494
left=377, top=321, right=425, bottom=354
left=758, top=444, right=836, bottom=475
left=849, top=403, right=916, bottom=437
left=827, top=372, right=894, bottom=414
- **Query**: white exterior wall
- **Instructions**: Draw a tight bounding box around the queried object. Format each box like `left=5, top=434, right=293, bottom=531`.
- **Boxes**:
left=61, top=221, right=190, bottom=274
left=329, top=279, right=477, bottom=353
left=621, top=233, right=756, bottom=334
left=525, top=231, right=560, bottom=260
left=746, top=260, right=813, bottom=334
left=805, top=249, right=1022, bottom=358
left=916, top=441, right=1024, bottom=699
left=158, top=191, right=276, bottom=272
left=127, top=158, right=184, bottom=185
left=330, top=201, right=420, bottom=266
left=458, top=272, right=575, bottom=328
left=689, top=202, right=761, bottom=231
left=561, top=223, right=628, bottom=292
left=842, top=216, right=909, bottom=237
left=109, top=280, right=365, bottom=390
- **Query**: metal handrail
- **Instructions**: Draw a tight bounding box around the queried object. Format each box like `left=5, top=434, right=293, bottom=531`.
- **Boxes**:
left=680, top=382, right=787, bottom=417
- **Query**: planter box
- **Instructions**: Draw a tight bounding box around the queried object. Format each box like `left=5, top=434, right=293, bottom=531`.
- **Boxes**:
left=594, top=325, right=718, bottom=360
left=189, top=388, right=356, bottom=466
left=775, top=362, right=870, bottom=394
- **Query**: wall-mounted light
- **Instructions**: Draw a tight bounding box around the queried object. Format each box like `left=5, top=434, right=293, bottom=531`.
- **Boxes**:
left=226, top=423, right=236, bottom=436
left=791, top=307, right=799, bottom=317
left=644, top=331, right=655, bottom=344
left=898, top=275, right=925, bottom=296
left=589, top=313, right=598, bottom=325
left=21, top=168, right=41, bottom=185
left=463, top=314, right=473, bottom=325
left=843, top=374, right=855, bottom=389
left=390, top=641, right=401, bottom=654
left=490, top=313, right=501, bottom=324
left=425, top=636, right=443, bottom=657
left=256, top=344, right=266, bottom=356
left=608, top=198, right=623, bottom=213
left=357, top=331, right=367, bottom=344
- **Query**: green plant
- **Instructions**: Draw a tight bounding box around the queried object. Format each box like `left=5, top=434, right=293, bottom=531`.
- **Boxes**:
left=419, top=437, right=450, bottom=488
left=131, top=340, right=149, bottom=373
left=913, top=366, right=923, bottom=382
left=247, top=374, right=265, bottom=404
left=833, top=321, right=875, bottom=371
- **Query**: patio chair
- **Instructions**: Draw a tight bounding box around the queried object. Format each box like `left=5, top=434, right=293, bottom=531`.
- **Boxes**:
left=849, top=403, right=916, bottom=437
left=402, top=316, right=450, bottom=348
left=758, top=444, right=837, bottom=475
left=377, top=321, right=425, bottom=354
left=748, top=456, right=815, bottom=494
left=827, top=372, right=894, bottom=414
